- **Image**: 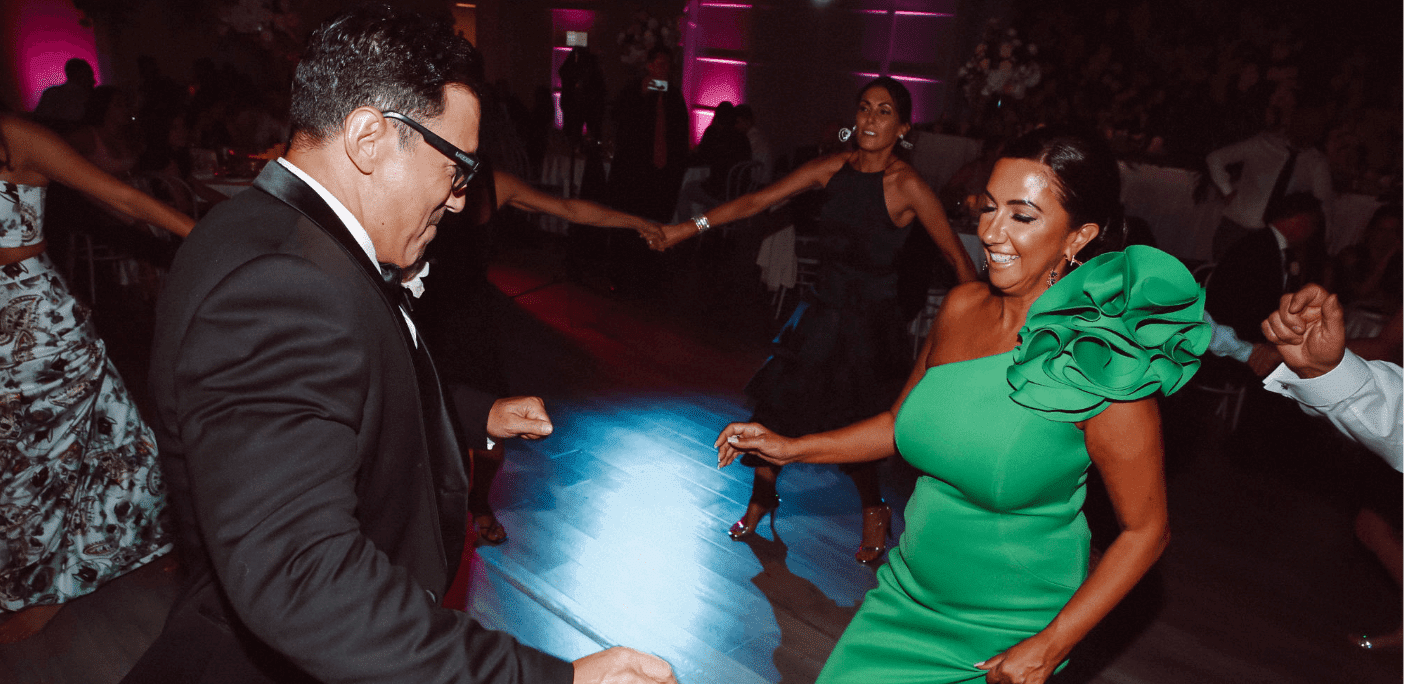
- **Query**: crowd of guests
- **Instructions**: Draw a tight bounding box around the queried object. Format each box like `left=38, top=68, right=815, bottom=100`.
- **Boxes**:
left=0, top=3, right=1398, bottom=684
left=960, top=0, right=1400, bottom=199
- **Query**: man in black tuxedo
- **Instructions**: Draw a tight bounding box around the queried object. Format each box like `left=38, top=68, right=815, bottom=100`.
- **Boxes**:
left=1206, top=191, right=1325, bottom=346
left=122, top=6, right=675, bottom=684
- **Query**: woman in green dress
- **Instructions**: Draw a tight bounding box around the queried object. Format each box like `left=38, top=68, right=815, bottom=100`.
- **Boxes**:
left=717, top=125, right=1209, bottom=683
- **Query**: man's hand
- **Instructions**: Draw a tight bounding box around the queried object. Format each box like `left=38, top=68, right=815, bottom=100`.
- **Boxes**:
left=1246, top=343, right=1283, bottom=377
left=573, top=647, right=677, bottom=684
left=486, top=396, right=553, bottom=440
left=1261, top=283, right=1346, bottom=379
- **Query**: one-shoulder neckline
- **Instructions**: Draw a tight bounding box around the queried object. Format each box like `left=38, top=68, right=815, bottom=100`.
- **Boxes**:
left=925, top=349, right=1014, bottom=373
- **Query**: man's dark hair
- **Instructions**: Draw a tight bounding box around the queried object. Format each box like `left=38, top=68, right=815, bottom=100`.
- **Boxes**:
left=1264, top=191, right=1324, bottom=227
left=288, top=3, right=482, bottom=148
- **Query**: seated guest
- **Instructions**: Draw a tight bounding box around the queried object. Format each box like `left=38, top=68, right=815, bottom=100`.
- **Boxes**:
left=734, top=104, right=772, bottom=184
left=674, top=102, right=751, bottom=222
left=120, top=6, right=675, bottom=683
left=1206, top=191, right=1325, bottom=344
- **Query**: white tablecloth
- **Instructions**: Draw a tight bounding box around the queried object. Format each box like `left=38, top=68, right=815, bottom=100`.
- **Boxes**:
left=1118, top=162, right=1223, bottom=263
left=537, top=153, right=609, bottom=234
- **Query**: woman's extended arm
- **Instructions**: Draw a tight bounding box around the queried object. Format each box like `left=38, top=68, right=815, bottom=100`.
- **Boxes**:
left=976, top=397, right=1169, bottom=684
left=715, top=280, right=980, bottom=468
left=8, top=116, right=193, bottom=237
left=654, top=153, right=845, bottom=249
left=494, top=170, right=660, bottom=239
left=900, top=171, right=979, bottom=283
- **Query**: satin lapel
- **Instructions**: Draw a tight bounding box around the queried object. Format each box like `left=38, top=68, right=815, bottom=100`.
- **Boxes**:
left=254, top=162, right=469, bottom=580
left=251, top=163, right=416, bottom=349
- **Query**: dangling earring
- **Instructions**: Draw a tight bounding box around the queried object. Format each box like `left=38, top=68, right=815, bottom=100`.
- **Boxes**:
left=1047, top=268, right=1060, bottom=287
left=1067, top=255, right=1083, bottom=268
left=898, top=133, right=914, bottom=150
left=837, top=127, right=853, bottom=142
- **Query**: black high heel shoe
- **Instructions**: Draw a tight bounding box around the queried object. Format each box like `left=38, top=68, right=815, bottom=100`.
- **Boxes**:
left=855, top=504, right=893, bottom=565
left=728, top=491, right=780, bottom=540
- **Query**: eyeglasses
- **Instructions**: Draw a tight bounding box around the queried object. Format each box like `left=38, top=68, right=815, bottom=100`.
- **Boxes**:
left=382, top=110, right=480, bottom=193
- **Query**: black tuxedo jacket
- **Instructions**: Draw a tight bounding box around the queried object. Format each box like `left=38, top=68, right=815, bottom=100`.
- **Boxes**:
left=124, top=163, right=573, bottom=683
left=1205, top=227, right=1287, bottom=344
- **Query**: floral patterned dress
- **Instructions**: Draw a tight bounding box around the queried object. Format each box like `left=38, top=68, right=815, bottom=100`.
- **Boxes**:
left=0, top=181, right=170, bottom=611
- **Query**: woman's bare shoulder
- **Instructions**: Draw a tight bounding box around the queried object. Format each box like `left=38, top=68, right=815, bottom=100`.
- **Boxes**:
left=942, top=280, right=993, bottom=312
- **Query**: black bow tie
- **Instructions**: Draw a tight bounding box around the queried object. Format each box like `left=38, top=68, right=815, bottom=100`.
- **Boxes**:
left=378, top=262, right=412, bottom=312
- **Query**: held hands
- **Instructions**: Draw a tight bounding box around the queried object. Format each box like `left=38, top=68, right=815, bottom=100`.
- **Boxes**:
left=573, top=646, right=678, bottom=684
left=714, top=422, right=799, bottom=468
left=1260, top=283, right=1346, bottom=379
left=634, top=220, right=665, bottom=247
left=973, top=631, right=1066, bottom=684
left=486, top=396, right=553, bottom=440
left=648, top=222, right=698, bottom=251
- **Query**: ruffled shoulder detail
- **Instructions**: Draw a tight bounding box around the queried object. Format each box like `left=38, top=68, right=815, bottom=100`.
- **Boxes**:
left=1007, top=245, right=1210, bottom=422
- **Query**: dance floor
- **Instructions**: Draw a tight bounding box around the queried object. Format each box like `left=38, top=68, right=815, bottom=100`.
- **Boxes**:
left=1, top=237, right=1399, bottom=683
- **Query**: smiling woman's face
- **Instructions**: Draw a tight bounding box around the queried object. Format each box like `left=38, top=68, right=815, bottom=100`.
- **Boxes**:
left=853, top=86, right=909, bottom=151
left=977, top=158, right=1097, bottom=298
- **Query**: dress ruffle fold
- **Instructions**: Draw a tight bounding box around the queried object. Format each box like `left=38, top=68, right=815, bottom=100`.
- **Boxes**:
left=1008, top=245, right=1210, bottom=422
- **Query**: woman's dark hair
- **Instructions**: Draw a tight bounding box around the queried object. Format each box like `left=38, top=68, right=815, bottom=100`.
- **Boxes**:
left=857, top=76, right=912, bottom=125
left=1001, top=125, right=1127, bottom=262
left=289, top=3, right=482, bottom=148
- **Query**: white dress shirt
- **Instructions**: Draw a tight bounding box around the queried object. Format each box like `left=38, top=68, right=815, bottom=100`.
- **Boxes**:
left=1206, top=131, right=1333, bottom=230
left=277, top=157, right=421, bottom=345
left=1264, top=351, right=1403, bottom=470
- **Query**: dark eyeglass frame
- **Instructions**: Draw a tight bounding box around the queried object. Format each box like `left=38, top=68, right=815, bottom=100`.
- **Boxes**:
left=382, top=110, right=479, bottom=193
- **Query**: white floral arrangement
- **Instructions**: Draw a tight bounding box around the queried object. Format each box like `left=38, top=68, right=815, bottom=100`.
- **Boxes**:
left=617, top=9, right=681, bottom=65
left=956, top=20, right=1041, bottom=103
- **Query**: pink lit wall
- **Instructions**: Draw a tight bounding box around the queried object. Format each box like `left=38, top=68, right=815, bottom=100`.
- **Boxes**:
left=5, top=0, right=102, bottom=111
left=549, top=9, right=595, bottom=130
left=683, top=2, right=752, bottom=145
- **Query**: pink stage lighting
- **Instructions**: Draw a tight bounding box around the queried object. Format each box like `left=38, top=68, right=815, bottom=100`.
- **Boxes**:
left=8, top=0, right=102, bottom=111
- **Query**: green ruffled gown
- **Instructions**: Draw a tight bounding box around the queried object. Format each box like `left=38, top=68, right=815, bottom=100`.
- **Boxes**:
left=815, top=247, right=1210, bottom=683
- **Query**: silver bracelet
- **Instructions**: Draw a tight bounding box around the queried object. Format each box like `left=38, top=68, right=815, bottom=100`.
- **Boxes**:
left=692, top=214, right=711, bottom=234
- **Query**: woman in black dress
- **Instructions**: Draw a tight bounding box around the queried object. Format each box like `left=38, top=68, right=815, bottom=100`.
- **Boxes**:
left=654, top=78, right=978, bottom=562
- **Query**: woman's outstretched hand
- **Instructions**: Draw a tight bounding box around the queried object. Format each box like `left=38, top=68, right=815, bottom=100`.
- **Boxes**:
left=715, top=422, right=799, bottom=468
left=973, top=631, right=1065, bottom=684
left=650, top=222, right=697, bottom=251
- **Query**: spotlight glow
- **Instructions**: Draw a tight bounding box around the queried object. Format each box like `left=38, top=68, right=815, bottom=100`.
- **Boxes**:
left=9, top=0, right=103, bottom=111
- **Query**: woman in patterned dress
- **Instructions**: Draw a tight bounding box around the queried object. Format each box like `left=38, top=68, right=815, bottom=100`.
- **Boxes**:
left=0, top=112, right=192, bottom=642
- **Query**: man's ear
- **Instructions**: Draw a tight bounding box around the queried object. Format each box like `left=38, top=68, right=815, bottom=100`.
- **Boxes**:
left=343, top=107, right=392, bottom=176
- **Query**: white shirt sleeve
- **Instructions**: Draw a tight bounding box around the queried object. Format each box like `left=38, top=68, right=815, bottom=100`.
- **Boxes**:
left=1206, top=138, right=1251, bottom=198
left=1263, top=351, right=1404, bottom=470
left=1204, top=311, right=1256, bottom=363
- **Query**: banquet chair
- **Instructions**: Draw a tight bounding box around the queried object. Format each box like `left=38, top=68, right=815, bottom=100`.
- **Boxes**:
left=770, top=233, right=821, bottom=320
left=1185, top=262, right=1249, bottom=432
